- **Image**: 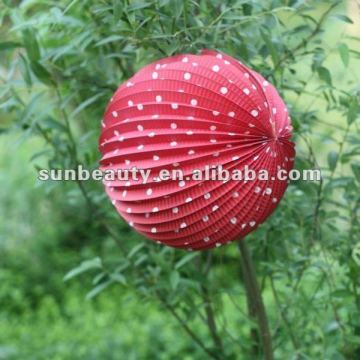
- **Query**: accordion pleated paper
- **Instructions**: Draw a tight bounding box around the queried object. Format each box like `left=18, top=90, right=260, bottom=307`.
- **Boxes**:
left=99, top=50, right=295, bottom=250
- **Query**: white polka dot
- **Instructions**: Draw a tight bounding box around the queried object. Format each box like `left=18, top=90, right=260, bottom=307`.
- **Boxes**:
left=244, top=72, right=250, bottom=78
left=137, top=104, right=143, bottom=110
left=272, top=108, right=277, bottom=115
left=112, top=111, right=118, bottom=117
left=204, top=193, right=211, bottom=200
left=151, top=227, right=157, bottom=233
left=216, top=53, right=223, bottom=59
left=185, top=197, right=192, bottom=203
left=228, top=112, right=235, bottom=117
left=232, top=192, right=239, bottom=198
left=263, top=80, right=269, bottom=86
left=184, top=72, right=191, bottom=80
left=243, top=88, right=250, bottom=95
left=249, top=123, right=255, bottom=128
left=180, top=222, right=187, bottom=229
left=210, top=125, right=216, bottom=131
left=220, top=87, right=228, bottom=94
left=272, top=198, right=278, bottom=203
left=203, top=215, right=209, bottom=222
left=186, top=131, right=193, bottom=135
left=156, top=95, right=162, bottom=102
left=254, top=186, right=261, bottom=193
left=122, top=190, right=127, bottom=197
left=249, top=221, right=256, bottom=227
left=212, top=111, right=219, bottom=116
left=190, top=99, right=197, bottom=106
left=212, top=205, right=219, bottom=212
left=210, top=139, right=216, bottom=143
left=152, top=114, right=159, bottom=119
left=171, top=103, right=178, bottom=109
left=170, top=141, right=177, bottom=147
left=212, top=65, right=220, bottom=72
left=137, top=125, right=144, bottom=131
left=125, top=159, right=130, bottom=165
left=153, top=155, right=160, bottom=161
left=155, top=64, right=161, bottom=70
left=171, top=123, right=177, bottom=129
left=146, top=188, right=153, bottom=196
left=192, top=62, right=198, bottom=66
left=216, top=243, right=221, bottom=247
left=179, top=180, right=185, bottom=187
left=204, top=236, right=210, bottom=242
left=241, top=223, right=246, bottom=229
left=125, top=181, right=130, bottom=186
left=148, top=132, right=155, bottom=137
left=265, top=187, right=272, bottom=195
left=112, top=199, right=116, bottom=205
left=188, top=149, right=195, bottom=155
left=137, top=144, right=144, bottom=150
left=213, top=152, right=219, bottom=157
left=114, top=130, right=120, bottom=136
left=172, top=208, right=179, bottom=215
left=251, top=109, right=258, bottom=117
left=128, top=100, right=134, bottom=106
left=152, top=72, right=158, bottom=79
left=182, top=57, right=188, bottom=63
left=152, top=207, right=159, bottom=212
left=228, top=132, right=235, bottom=136
left=126, top=207, right=132, bottom=213
left=230, top=217, right=237, bottom=224
left=224, top=60, right=230, bottom=65
left=253, top=155, right=259, bottom=161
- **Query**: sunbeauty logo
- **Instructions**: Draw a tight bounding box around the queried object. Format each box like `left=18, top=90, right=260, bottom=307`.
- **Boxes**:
left=38, top=164, right=321, bottom=183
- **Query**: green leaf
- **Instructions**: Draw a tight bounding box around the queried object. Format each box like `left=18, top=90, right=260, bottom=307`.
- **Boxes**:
left=175, top=253, right=199, bottom=270
left=327, top=151, right=338, bottom=171
left=331, top=14, right=354, bottom=24
left=353, top=243, right=360, bottom=266
left=337, top=43, right=349, bottom=67
left=42, top=117, right=67, bottom=132
left=64, top=257, right=102, bottom=281
left=351, top=162, right=360, bottom=183
left=70, top=93, right=104, bottom=118
left=113, top=0, right=123, bottom=23
left=30, top=61, right=54, bottom=86
left=86, top=280, right=112, bottom=300
left=347, top=335, right=360, bottom=345
left=170, top=270, right=180, bottom=290
left=95, top=35, right=125, bottom=47
left=347, top=97, right=359, bottom=125
left=0, top=41, right=22, bottom=51
left=127, top=243, right=145, bottom=259
left=110, top=273, right=127, bottom=285
left=127, top=0, right=151, bottom=11
left=22, top=29, right=40, bottom=62
left=260, top=29, right=279, bottom=66
left=317, top=67, right=332, bottom=86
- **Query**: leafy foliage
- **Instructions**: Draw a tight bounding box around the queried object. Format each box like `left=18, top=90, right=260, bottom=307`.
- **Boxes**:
left=0, top=0, right=359, bottom=359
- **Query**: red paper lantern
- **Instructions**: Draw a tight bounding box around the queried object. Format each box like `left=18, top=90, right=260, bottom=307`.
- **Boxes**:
left=99, top=50, right=295, bottom=250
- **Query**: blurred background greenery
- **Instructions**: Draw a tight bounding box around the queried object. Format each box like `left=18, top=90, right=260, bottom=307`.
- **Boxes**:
left=0, top=0, right=359, bottom=359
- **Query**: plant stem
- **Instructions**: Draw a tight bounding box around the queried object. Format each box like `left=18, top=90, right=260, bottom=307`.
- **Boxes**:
left=238, top=240, right=274, bottom=360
